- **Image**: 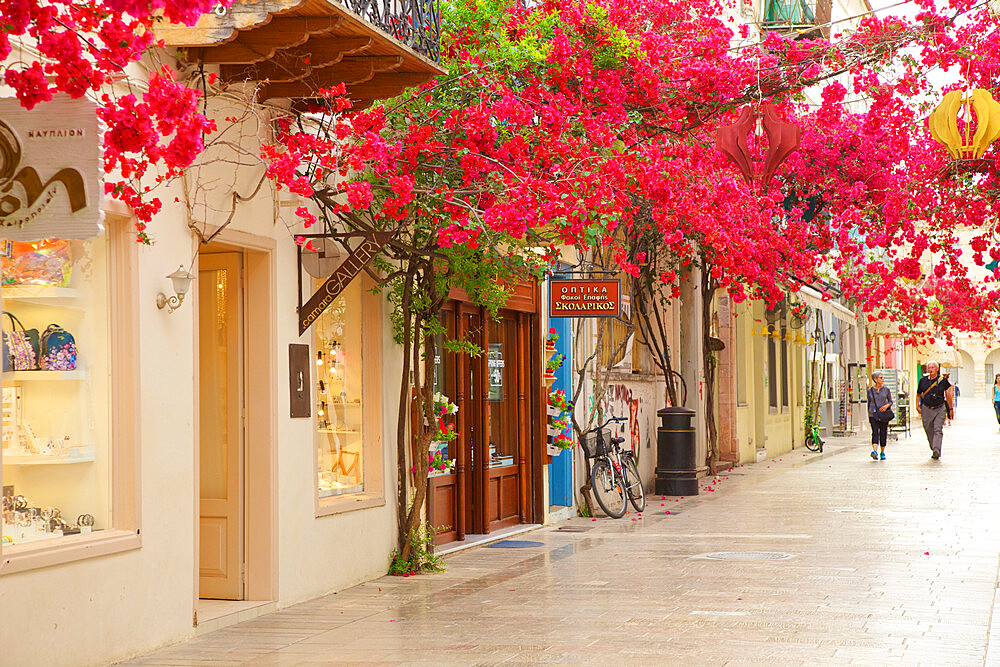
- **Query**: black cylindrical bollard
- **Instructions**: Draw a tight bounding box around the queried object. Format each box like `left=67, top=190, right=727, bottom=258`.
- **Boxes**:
left=655, top=407, right=699, bottom=496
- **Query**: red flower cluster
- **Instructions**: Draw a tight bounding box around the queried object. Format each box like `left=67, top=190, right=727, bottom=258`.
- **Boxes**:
left=2, top=0, right=228, bottom=239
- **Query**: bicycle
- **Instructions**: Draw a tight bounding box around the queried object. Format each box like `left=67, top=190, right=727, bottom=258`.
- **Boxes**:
left=580, top=416, right=646, bottom=518
left=804, top=420, right=824, bottom=452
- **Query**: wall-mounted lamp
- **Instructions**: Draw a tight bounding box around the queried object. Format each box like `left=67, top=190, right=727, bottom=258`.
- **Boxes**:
left=156, top=265, right=195, bottom=313
left=827, top=331, right=837, bottom=343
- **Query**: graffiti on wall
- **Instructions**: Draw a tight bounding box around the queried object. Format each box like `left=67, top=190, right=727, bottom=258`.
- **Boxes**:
left=604, top=383, right=650, bottom=459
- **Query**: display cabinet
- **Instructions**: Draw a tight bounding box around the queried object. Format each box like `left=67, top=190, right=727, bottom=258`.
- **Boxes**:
left=1, top=237, right=111, bottom=546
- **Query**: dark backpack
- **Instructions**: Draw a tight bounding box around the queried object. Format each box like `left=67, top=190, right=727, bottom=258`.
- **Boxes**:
left=40, top=324, right=77, bottom=371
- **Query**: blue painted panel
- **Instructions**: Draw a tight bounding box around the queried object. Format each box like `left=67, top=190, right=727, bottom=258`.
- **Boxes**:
left=547, top=280, right=574, bottom=508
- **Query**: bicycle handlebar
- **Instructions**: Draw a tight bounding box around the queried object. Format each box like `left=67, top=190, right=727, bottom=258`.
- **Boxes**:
left=595, top=416, right=627, bottom=430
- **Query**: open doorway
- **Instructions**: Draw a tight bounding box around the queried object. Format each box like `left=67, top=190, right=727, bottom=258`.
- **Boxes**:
left=195, top=237, right=277, bottom=624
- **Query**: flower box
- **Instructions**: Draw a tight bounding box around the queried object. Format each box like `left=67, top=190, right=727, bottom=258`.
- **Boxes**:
left=547, top=424, right=565, bottom=437
left=546, top=404, right=563, bottom=418
left=546, top=442, right=562, bottom=457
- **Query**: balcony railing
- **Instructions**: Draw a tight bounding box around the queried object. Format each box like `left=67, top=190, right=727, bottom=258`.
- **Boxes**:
left=762, top=0, right=830, bottom=38
left=339, top=0, right=441, bottom=61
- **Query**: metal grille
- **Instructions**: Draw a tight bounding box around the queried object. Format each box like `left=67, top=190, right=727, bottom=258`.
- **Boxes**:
left=701, top=551, right=793, bottom=561
left=336, top=0, right=441, bottom=61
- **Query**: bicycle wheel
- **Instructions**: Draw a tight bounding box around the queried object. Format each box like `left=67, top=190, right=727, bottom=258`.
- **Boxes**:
left=804, top=430, right=823, bottom=452
left=623, top=455, right=645, bottom=513
left=591, top=458, right=627, bottom=518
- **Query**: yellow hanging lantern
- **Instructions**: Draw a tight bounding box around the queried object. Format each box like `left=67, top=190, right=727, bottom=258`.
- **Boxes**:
left=928, top=89, right=1000, bottom=160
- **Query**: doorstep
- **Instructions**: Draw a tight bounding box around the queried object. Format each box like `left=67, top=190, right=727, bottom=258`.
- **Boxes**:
left=436, top=523, right=543, bottom=556
left=195, top=599, right=277, bottom=635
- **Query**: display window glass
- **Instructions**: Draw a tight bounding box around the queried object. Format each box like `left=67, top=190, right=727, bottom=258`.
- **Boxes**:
left=487, top=315, right=517, bottom=468
left=315, top=279, right=364, bottom=498
left=1, top=236, right=112, bottom=548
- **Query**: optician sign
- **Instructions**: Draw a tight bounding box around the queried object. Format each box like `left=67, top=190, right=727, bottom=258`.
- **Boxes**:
left=0, top=94, right=102, bottom=241
left=549, top=279, right=621, bottom=318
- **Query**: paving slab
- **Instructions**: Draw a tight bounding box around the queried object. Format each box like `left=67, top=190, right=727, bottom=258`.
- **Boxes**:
left=124, top=403, right=1000, bottom=665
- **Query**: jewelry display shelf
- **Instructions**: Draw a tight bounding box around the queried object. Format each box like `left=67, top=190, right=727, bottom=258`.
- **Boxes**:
left=3, top=370, right=87, bottom=382
left=2, top=447, right=96, bottom=466
left=318, top=483, right=364, bottom=498
left=2, top=286, right=83, bottom=309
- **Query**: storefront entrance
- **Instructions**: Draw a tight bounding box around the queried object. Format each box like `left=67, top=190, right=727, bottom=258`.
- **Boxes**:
left=194, top=235, right=277, bottom=612
left=429, top=285, right=543, bottom=545
left=198, top=252, right=245, bottom=600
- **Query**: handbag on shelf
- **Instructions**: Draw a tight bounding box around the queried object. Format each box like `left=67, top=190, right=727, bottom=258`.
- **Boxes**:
left=2, top=312, right=39, bottom=371
left=40, top=324, right=77, bottom=371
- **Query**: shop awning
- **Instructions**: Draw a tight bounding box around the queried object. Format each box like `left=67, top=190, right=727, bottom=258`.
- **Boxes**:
left=914, top=339, right=961, bottom=368
left=796, top=286, right=856, bottom=326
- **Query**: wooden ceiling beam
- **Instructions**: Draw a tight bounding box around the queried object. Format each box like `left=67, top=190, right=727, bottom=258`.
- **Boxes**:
left=192, top=17, right=344, bottom=64
left=259, top=60, right=380, bottom=99
left=263, top=71, right=428, bottom=101
left=222, top=50, right=396, bottom=84
left=344, top=73, right=432, bottom=101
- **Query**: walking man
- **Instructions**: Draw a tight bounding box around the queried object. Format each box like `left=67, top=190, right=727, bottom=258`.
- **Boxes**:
left=916, top=361, right=954, bottom=460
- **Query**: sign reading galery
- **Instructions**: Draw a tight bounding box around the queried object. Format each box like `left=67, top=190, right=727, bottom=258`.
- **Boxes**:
left=0, top=94, right=102, bottom=241
left=298, top=231, right=394, bottom=334
left=549, top=279, right=621, bottom=318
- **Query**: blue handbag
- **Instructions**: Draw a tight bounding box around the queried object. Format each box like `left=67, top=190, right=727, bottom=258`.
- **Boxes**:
left=40, top=324, right=77, bottom=371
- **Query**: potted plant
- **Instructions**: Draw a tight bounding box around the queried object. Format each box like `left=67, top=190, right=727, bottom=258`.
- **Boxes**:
left=545, top=327, right=558, bottom=352
left=428, top=393, right=459, bottom=473
left=547, top=389, right=571, bottom=417
left=547, top=415, right=569, bottom=437
left=544, top=353, right=564, bottom=380
left=552, top=432, right=573, bottom=449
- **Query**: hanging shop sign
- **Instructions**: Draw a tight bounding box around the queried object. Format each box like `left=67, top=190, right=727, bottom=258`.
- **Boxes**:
left=549, top=279, right=621, bottom=318
left=298, top=231, right=393, bottom=334
left=0, top=94, right=102, bottom=241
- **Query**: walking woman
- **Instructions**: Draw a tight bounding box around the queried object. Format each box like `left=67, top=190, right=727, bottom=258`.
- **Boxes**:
left=868, top=371, right=894, bottom=460
left=993, top=374, right=1000, bottom=429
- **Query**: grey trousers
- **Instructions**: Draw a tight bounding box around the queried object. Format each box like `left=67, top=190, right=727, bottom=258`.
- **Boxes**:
left=921, top=403, right=946, bottom=455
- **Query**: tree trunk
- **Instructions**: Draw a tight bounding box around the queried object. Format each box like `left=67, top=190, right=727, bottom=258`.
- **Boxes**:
left=701, top=269, right=719, bottom=471
left=394, top=269, right=415, bottom=552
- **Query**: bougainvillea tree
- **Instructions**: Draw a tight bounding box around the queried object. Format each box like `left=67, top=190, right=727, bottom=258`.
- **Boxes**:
left=260, top=0, right=1000, bottom=540
left=1, top=0, right=225, bottom=240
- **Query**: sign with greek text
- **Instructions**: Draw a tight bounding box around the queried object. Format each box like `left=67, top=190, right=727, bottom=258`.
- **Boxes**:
left=549, top=279, right=621, bottom=318
left=298, top=231, right=393, bottom=334
left=0, top=95, right=102, bottom=241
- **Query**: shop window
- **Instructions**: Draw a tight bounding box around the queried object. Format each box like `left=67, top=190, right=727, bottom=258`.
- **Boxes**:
left=780, top=326, right=789, bottom=409
left=735, top=312, right=747, bottom=406
left=1, top=221, right=140, bottom=572
left=488, top=315, right=518, bottom=468
left=767, top=331, right=778, bottom=410
left=1, top=236, right=112, bottom=547
left=314, top=278, right=364, bottom=498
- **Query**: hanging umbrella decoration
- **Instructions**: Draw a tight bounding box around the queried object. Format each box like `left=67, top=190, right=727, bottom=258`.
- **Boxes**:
left=928, top=88, right=1000, bottom=171
left=715, top=103, right=802, bottom=192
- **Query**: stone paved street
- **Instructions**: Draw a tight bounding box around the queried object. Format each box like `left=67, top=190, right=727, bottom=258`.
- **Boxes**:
left=127, top=403, right=1000, bottom=666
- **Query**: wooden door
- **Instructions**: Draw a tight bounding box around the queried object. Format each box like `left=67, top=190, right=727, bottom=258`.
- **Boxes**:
left=198, top=252, right=245, bottom=600
left=486, top=312, right=522, bottom=530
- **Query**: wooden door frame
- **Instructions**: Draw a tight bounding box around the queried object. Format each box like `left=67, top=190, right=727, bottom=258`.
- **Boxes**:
left=448, top=291, right=544, bottom=535
left=193, top=228, right=277, bottom=621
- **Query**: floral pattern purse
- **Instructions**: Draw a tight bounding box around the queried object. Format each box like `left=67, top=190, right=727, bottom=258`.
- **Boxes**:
left=3, top=312, right=39, bottom=371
